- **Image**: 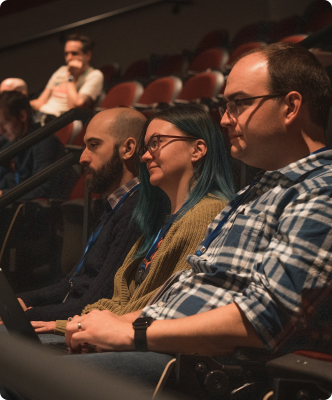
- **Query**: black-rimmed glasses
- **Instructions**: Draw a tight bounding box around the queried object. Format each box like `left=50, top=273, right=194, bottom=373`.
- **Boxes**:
left=218, top=94, right=286, bottom=119
left=138, top=134, right=196, bottom=162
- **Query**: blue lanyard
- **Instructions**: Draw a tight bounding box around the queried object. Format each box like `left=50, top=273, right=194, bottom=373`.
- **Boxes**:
left=310, top=146, right=328, bottom=155
left=196, top=147, right=329, bottom=258
left=196, top=178, right=261, bottom=256
left=141, top=201, right=189, bottom=269
left=70, top=184, right=140, bottom=282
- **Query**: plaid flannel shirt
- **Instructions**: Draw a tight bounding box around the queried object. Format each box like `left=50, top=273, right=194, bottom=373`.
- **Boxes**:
left=141, top=150, right=332, bottom=353
left=107, top=177, right=139, bottom=208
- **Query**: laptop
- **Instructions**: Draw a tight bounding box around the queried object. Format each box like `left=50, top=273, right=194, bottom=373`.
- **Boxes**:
left=0, top=269, right=97, bottom=354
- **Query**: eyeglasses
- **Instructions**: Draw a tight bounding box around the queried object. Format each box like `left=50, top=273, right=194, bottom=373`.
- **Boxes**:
left=218, top=94, right=286, bottom=119
left=138, top=134, right=196, bottom=162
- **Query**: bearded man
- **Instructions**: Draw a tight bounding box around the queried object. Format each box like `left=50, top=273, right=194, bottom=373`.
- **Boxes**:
left=6, top=108, right=146, bottom=326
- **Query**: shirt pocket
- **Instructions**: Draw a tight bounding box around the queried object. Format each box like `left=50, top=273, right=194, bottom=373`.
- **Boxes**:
left=215, top=212, right=266, bottom=273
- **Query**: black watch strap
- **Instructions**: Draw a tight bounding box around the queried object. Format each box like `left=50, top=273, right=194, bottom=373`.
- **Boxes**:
left=132, top=317, right=154, bottom=352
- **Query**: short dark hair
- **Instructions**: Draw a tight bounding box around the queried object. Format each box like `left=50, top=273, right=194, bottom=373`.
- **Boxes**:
left=0, top=91, right=33, bottom=126
left=66, top=34, right=94, bottom=53
left=249, top=42, right=331, bottom=129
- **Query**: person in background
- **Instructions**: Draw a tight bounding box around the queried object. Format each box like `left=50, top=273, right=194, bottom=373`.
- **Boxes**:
left=30, top=34, right=103, bottom=120
left=0, top=90, right=75, bottom=199
left=0, top=78, right=28, bottom=96
left=0, top=78, right=29, bottom=150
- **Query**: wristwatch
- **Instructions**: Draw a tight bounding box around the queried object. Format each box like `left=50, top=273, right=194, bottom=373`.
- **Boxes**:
left=68, top=75, right=75, bottom=82
left=132, top=317, right=154, bottom=352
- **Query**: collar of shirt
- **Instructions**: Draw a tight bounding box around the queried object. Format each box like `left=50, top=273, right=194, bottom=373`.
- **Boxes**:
left=250, top=149, right=332, bottom=194
left=203, top=149, right=332, bottom=240
left=106, top=177, right=139, bottom=209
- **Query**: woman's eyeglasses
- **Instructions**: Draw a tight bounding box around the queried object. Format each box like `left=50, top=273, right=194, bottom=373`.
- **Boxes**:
left=139, top=134, right=196, bottom=162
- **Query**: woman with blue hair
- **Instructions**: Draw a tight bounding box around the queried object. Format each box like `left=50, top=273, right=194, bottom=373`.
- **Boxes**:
left=53, top=104, right=234, bottom=334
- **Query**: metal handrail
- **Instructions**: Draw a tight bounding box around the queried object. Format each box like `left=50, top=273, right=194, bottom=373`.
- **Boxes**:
left=0, top=108, right=92, bottom=210
left=0, top=109, right=93, bottom=248
left=0, top=152, right=78, bottom=210
left=0, top=0, right=193, bottom=53
left=0, top=108, right=92, bottom=165
left=0, top=1, right=161, bottom=52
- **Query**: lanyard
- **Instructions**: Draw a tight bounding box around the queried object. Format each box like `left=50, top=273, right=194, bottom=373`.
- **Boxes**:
left=196, top=147, right=329, bottom=258
left=15, top=172, right=20, bottom=185
left=69, top=184, right=140, bottom=283
left=141, top=201, right=189, bottom=269
left=196, top=178, right=260, bottom=256
left=310, top=146, right=328, bottom=155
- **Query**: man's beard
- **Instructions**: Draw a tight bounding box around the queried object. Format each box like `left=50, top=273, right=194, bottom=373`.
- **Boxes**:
left=85, top=144, right=123, bottom=194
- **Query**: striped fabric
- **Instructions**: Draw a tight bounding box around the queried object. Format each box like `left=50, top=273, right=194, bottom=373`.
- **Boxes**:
left=107, top=177, right=139, bottom=208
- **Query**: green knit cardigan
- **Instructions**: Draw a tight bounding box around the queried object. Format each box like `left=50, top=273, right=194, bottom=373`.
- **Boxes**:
left=55, top=195, right=227, bottom=334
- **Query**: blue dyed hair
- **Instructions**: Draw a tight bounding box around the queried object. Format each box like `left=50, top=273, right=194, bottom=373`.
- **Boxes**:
left=133, top=104, right=234, bottom=258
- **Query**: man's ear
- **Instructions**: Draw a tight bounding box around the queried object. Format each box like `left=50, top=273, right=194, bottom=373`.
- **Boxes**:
left=19, top=110, right=28, bottom=123
left=121, top=137, right=137, bottom=160
left=283, top=91, right=302, bottom=126
left=191, top=139, right=207, bottom=163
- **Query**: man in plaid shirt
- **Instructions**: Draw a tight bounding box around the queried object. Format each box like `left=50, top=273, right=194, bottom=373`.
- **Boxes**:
left=65, top=42, right=332, bottom=374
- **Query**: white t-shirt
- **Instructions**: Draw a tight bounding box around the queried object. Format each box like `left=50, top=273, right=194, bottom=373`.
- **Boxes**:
left=40, top=66, right=104, bottom=116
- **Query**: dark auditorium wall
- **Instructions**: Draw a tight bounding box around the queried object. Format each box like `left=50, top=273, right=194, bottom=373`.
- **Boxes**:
left=0, top=0, right=312, bottom=95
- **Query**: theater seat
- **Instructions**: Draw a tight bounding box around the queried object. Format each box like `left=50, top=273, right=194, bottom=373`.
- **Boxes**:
left=177, top=71, right=225, bottom=102
left=122, top=59, right=150, bottom=81
left=196, top=29, right=230, bottom=52
left=99, top=62, right=120, bottom=92
left=188, top=48, right=229, bottom=73
left=231, top=21, right=272, bottom=50
left=99, top=81, right=144, bottom=109
left=268, top=15, right=305, bottom=42
left=305, top=12, right=332, bottom=33
left=154, top=54, right=188, bottom=77
left=279, top=34, right=308, bottom=43
left=136, top=76, right=183, bottom=106
left=55, top=121, right=86, bottom=146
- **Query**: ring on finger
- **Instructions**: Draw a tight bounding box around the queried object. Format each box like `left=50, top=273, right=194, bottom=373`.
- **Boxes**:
left=78, top=322, right=82, bottom=330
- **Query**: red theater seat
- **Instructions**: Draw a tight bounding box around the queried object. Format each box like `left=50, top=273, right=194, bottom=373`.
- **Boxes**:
left=177, top=71, right=225, bottom=101
left=99, top=81, right=144, bottom=109
left=136, top=76, right=183, bottom=106
left=188, top=47, right=229, bottom=73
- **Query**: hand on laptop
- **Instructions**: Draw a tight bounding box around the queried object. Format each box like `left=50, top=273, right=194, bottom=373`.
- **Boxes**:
left=31, top=321, right=56, bottom=333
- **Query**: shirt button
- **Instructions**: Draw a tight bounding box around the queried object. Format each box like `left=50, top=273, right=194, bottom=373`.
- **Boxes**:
left=158, top=301, right=164, bottom=307
left=256, top=189, right=262, bottom=195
